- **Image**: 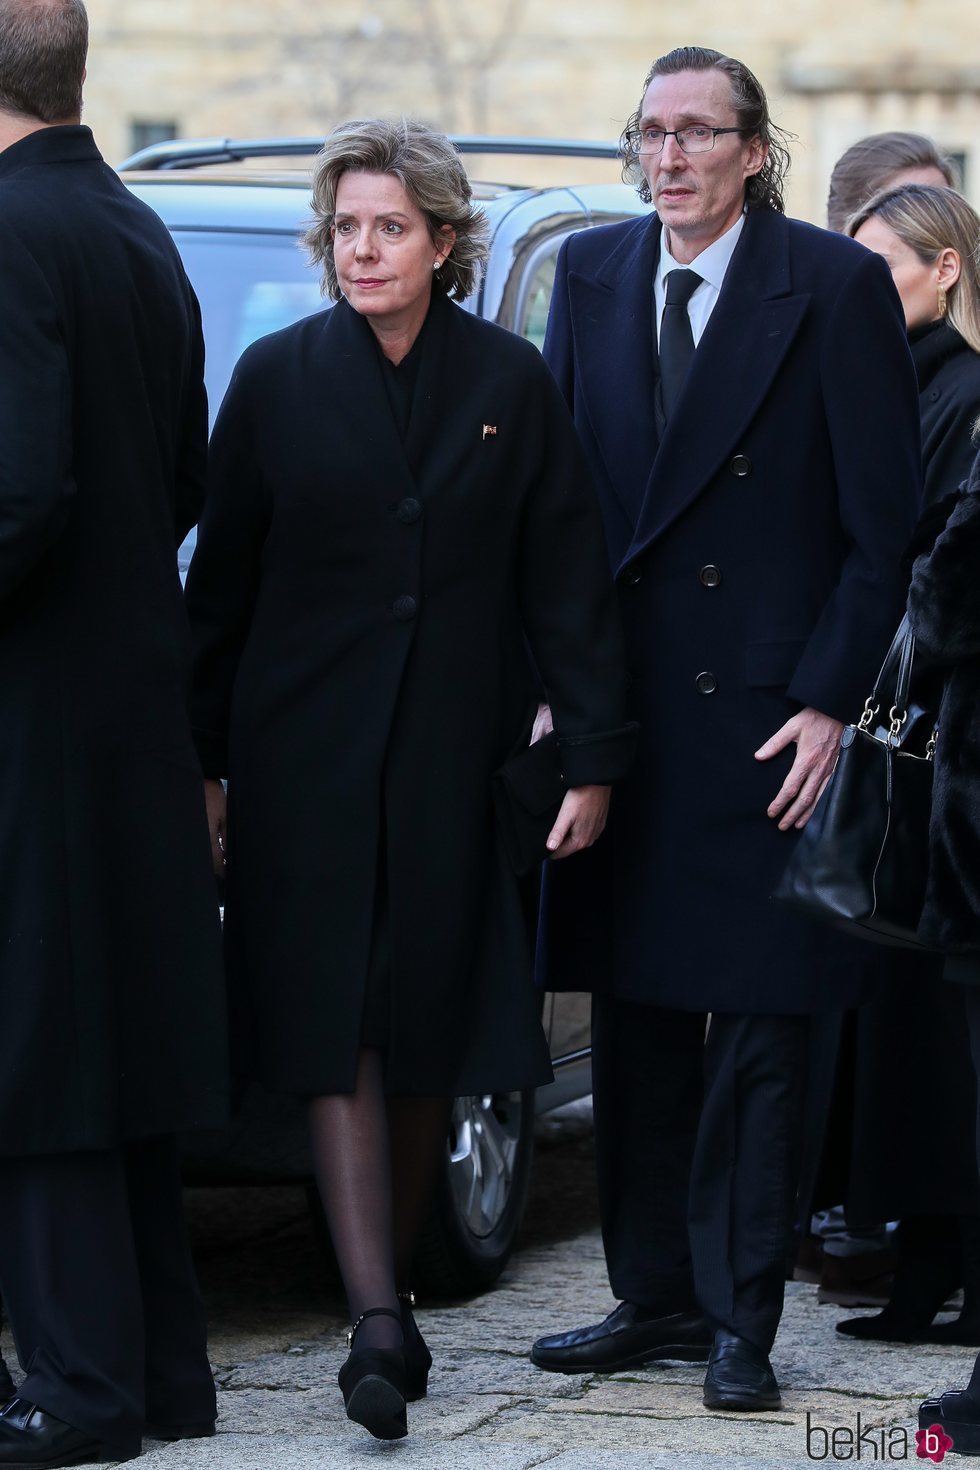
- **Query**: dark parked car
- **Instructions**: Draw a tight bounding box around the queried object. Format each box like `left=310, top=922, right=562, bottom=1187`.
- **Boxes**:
left=120, top=136, right=644, bottom=1294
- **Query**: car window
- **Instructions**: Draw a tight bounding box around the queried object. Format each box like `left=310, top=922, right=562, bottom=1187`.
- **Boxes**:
left=171, top=231, right=324, bottom=421
left=513, top=234, right=574, bottom=350
left=517, top=250, right=558, bottom=350
left=171, top=231, right=324, bottom=581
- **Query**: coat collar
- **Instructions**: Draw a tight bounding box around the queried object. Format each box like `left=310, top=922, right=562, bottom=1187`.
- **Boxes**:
left=316, top=289, right=453, bottom=498
left=0, top=124, right=102, bottom=177
left=909, top=319, right=971, bottom=392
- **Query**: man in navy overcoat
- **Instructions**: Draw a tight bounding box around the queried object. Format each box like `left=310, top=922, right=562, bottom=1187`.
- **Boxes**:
left=533, top=47, right=922, bottom=1409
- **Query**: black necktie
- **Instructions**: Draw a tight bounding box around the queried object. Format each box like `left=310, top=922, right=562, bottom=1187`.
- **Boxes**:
left=659, top=269, right=702, bottom=419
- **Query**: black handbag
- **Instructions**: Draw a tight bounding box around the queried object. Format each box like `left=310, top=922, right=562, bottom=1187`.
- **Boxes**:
left=492, top=731, right=566, bottom=876
left=772, top=615, right=941, bottom=950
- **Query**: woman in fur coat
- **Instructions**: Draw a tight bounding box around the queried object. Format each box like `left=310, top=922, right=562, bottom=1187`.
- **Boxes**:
left=908, top=454, right=980, bottom=1451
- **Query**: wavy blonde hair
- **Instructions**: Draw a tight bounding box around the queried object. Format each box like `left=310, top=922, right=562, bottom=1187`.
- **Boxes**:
left=847, top=183, right=980, bottom=355
left=304, top=117, right=489, bottom=304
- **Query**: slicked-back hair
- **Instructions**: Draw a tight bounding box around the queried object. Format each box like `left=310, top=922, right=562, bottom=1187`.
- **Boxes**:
left=620, top=45, right=791, bottom=214
left=846, top=183, right=980, bottom=356
left=305, top=117, right=490, bottom=304
left=0, top=0, right=88, bottom=124
left=827, top=132, right=956, bottom=233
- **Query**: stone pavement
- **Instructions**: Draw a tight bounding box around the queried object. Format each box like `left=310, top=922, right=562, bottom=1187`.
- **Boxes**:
left=130, top=1259, right=970, bottom=1469
left=1, top=1106, right=971, bottom=1467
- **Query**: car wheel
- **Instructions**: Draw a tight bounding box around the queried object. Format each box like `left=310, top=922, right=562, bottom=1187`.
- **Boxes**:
left=412, top=1088, right=534, bottom=1298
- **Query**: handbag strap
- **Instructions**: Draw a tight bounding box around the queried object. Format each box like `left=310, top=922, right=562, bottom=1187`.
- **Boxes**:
left=860, top=614, right=916, bottom=740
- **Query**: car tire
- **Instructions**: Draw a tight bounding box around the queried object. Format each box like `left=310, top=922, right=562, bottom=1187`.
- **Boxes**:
left=412, top=1088, right=535, bottom=1298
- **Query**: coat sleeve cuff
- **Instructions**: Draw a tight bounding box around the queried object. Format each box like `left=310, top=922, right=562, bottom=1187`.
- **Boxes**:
left=557, top=722, right=639, bottom=787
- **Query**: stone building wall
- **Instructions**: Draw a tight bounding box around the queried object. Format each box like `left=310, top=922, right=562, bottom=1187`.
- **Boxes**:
left=84, top=0, right=980, bottom=223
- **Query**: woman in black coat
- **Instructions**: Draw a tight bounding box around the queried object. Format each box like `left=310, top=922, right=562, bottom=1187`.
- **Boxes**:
left=908, top=460, right=980, bottom=1451
left=826, top=184, right=980, bottom=1342
left=185, top=118, right=633, bottom=1441
left=850, top=185, right=980, bottom=515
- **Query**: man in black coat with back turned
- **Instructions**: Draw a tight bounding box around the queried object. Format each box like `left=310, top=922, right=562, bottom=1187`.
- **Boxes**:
left=0, top=3, right=227, bottom=1465
left=532, top=47, right=922, bottom=1409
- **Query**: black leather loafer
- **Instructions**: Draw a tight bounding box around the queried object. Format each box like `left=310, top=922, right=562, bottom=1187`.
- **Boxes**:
left=531, top=1302, right=712, bottom=1374
left=703, top=1332, right=782, bottom=1412
left=0, top=1397, right=126, bottom=1467
left=919, top=1391, right=980, bottom=1455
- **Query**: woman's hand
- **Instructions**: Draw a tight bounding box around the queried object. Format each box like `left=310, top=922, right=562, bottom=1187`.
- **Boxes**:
left=204, top=778, right=227, bottom=876
left=546, top=785, right=610, bottom=860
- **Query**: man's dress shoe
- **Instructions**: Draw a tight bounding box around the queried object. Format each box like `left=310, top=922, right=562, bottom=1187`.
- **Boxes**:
left=0, top=1397, right=125, bottom=1467
left=702, top=1332, right=782, bottom=1411
left=919, top=1391, right=980, bottom=1455
left=531, top=1302, right=712, bottom=1374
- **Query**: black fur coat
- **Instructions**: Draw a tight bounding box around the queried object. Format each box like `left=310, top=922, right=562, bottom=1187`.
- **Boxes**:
left=908, top=457, right=980, bottom=950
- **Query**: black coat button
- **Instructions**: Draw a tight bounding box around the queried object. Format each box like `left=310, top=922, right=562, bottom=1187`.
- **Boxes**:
left=397, top=497, right=422, bottom=524
left=699, top=564, right=722, bottom=588
left=620, top=563, right=642, bottom=586
left=730, top=454, right=752, bottom=477
left=392, top=595, right=417, bottom=621
left=695, top=671, right=717, bottom=695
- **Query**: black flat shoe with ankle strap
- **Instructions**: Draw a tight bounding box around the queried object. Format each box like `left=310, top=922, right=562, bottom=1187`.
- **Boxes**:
left=399, top=1291, right=432, bottom=1401
left=337, top=1308, right=407, bottom=1441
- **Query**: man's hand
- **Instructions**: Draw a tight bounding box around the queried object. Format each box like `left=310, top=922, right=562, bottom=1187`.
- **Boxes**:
left=546, top=785, right=611, bottom=859
left=204, top=778, right=227, bottom=876
left=755, top=707, right=843, bottom=831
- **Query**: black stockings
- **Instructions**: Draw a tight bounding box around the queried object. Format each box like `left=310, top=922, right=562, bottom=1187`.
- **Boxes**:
left=308, top=1049, right=451, bottom=1351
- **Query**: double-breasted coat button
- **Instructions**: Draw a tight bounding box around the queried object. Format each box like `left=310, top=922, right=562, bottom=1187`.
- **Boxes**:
left=392, top=595, right=417, bottom=621
left=699, top=564, right=722, bottom=588
left=620, top=562, right=642, bottom=586
left=729, top=454, right=752, bottom=477
left=396, top=497, right=422, bottom=524
left=695, top=671, right=717, bottom=695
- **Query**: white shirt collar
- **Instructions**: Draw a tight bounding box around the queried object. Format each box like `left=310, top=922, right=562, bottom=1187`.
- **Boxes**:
left=657, top=212, right=745, bottom=293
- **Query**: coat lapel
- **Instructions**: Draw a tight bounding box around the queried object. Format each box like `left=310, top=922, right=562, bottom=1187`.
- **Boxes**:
left=569, top=216, right=662, bottom=527
left=624, top=208, right=809, bottom=565
left=319, top=296, right=420, bottom=495
left=404, top=288, right=452, bottom=486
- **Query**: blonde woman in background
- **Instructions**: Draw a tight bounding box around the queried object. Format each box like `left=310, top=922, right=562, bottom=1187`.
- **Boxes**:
left=849, top=183, right=980, bottom=509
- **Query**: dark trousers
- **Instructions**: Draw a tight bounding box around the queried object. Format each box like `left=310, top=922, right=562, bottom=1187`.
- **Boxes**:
left=0, top=1136, right=214, bottom=1457
left=592, top=997, right=809, bottom=1353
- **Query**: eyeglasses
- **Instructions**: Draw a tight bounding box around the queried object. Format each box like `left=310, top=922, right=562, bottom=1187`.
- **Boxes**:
left=635, top=125, right=744, bottom=155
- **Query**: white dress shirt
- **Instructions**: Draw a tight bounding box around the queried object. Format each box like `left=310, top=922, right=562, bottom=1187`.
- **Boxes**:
left=654, top=213, right=745, bottom=348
